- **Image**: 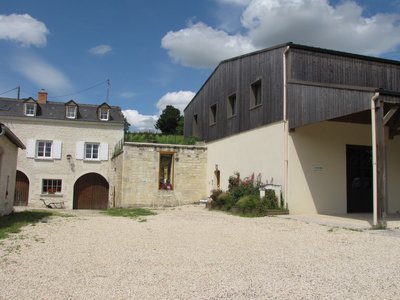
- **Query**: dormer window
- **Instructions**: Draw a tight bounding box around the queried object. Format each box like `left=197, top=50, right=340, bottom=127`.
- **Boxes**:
left=99, top=108, right=109, bottom=121
left=66, top=106, right=77, bottom=119
left=24, top=102, right=36, bottom=116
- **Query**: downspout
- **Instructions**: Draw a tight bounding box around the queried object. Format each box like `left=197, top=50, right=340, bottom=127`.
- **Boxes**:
left=283, top=45, right=290, bottom=208
left=371, top=92, right=379, bottom=226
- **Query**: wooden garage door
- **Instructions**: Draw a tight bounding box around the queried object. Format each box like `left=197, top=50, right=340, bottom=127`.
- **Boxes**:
left=73, top=173, right=109, bottom=209
left=14, top=171, right=29, bottom=206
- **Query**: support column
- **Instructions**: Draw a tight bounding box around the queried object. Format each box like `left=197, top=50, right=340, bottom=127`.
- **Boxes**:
left=374, top=99, right=387, bottom=227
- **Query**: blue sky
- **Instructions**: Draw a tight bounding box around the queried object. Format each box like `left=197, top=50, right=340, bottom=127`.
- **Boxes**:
left=1, top=0, right=400, bottom=131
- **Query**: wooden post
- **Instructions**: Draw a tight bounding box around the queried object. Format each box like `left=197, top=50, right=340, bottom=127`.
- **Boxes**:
left=375, top=100, right=386, bottom=227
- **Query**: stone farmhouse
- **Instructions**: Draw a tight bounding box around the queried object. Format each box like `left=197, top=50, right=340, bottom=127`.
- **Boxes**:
left=184, top=42, right=400, bottom=226
left=0, top=90, right=124, bottom=209
left=0, top=123, right=25, bottom=215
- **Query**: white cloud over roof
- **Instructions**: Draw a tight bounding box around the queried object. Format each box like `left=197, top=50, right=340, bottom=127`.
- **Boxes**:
left=0, top=14, right=49, bottom=47
left=162, top=0, right=400, bottom=68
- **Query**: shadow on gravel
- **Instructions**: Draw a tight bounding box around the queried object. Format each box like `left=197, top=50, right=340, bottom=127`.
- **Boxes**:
left=0, top=210, right=54, bottom=240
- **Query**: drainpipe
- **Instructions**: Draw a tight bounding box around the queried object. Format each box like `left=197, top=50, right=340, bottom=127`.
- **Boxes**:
left=283, top=45, right=290, bottom=208
left=371, top=92, right=379, bottom=226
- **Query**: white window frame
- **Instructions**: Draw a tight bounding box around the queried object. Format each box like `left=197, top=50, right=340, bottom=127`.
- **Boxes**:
left=25, top=103, right=36, bottom=116
left=99, top=108, right=109, bottom=121
left=66, top=106, right=77, bottom=119
left=42, top=179, right=62, bottom=194
left=36, top=140, right=52, bottom=158
left=85, top=142, right=100, bottom=160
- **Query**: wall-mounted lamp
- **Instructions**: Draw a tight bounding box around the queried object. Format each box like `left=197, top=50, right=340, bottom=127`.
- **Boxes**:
left=66, top=154, right=72, bottom=160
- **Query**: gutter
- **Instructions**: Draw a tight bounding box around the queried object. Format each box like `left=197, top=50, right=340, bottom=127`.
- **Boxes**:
left=0, top=123, right=25, bottom=149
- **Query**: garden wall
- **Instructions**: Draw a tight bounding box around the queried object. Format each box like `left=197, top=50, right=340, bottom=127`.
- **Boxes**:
left=114, top=142, right=208, bottom=207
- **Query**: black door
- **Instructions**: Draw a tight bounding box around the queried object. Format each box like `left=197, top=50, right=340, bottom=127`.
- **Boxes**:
left=346, top=145, right=372, bottom=213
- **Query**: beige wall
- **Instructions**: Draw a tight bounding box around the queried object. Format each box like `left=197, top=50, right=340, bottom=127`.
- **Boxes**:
left=206, top=121, right=285, bottom=193
left=288, top=121, right=400, bottom=214
left=3, top=118, right=123, bottom=209
left=0, top=135, right=19, bottom=215
left=117, top=143, right=207, bottom=207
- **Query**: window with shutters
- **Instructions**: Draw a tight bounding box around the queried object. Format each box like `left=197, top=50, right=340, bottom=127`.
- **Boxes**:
left=36, top=141, right=52, bottom=158
left=85, top=143, right=100, bottom=160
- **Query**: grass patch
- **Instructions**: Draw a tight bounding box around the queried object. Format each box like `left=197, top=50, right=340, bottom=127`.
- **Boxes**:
left=0, top=210, right=54, bottom=240
left=102, top=208, right=156, bottom=219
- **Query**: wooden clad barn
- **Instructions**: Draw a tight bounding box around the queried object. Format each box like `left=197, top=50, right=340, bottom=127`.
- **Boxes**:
left=185, top=43, right=400, bottom=226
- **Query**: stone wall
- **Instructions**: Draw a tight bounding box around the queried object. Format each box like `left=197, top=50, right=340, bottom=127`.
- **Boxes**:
left=115, top=142, right=207, bottom=207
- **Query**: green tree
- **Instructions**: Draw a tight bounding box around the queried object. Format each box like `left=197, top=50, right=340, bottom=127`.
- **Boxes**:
left=124, top=116, right=131, bottom=134
left=176, top=116, right=184, bottom=135
left=155, top=105, right=182, bottom=135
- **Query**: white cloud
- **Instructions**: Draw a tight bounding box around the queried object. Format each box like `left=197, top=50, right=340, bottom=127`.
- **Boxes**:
left=241, top=0, right=400, bottom=55
left=156, top=91, right=196, bottom=114
left=0, top=14, right=49, bottom=47
left=161, top=22, right=255, bottom=68
left=89, top=44, right=112, bottom=55
left=122, top=109, right=157, bottom=132
left=162, top=0, right=400, bottom=67
left=216, top=0, right=251, bottom=5
left=10, top=54, right=72, bottom=92
left=120, top=91, right=136, bottom=99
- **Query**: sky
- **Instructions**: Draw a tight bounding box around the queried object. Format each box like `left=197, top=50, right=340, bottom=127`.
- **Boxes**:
left=1, top=0, right=400, bottom=131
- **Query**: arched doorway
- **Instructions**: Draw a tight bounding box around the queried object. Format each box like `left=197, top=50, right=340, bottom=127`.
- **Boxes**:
left=73, top=173, right=109, bottom=209
left=14, top=171, right=29, bottom=206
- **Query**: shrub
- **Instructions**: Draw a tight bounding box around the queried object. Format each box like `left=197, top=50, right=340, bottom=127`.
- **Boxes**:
left=217, top=192, right=234, bottom=211
left=259, top=189, right=279, bottom=214
left=235, top=195, right=259, bottom=214
left=209, top=189, right=222, bottom=209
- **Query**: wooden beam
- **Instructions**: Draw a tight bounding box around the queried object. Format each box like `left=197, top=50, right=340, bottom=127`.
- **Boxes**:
left=384, top=107, right=399, bottom=125
left=375, top=100, right=387, bottom=227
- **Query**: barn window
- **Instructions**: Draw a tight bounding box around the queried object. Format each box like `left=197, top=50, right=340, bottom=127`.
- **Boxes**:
left=42, top=179, right=62, bottom=194
left=250, top=79, right=262, bottom=108
left=159, top=152, right=174, bottom=190
left=209, top=104, right=217, bottom=125
left=227, top=93, right=237, bottom=117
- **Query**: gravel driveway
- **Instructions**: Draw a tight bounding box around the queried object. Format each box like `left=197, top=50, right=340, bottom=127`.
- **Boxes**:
left=1, top=205, right=399, bottom=299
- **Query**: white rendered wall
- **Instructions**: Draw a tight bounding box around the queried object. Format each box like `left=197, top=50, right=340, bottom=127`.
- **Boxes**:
left=206, top=121, right=285, bottom=193
left=0, top=136, right=19, bottom=215
left=288, top=121, right=400, bottom=214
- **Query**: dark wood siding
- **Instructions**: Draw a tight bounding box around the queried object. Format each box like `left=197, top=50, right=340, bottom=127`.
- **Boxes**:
left=185, top=44, right=400, bottom=141
left=184, top=47, right=285, bottom=142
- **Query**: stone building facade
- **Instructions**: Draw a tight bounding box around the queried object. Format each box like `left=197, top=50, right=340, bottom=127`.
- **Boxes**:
left=113, top=142, right=207, bottom=207
left=0, top=91, right=124, bottom=209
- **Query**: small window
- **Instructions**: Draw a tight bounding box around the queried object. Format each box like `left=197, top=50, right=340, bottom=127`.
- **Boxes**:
left=25, top=103, right=36, bottom=116
left=159, top=153, right=174, bottom=190
left=66, top=106, right=77, bottom=119
left=209, top=104, right=217, bottom=125
left=227, top=94, right=236, bottom=117
left=42, top=179, right=62, bottom=194
left=99, top=108, right=109, bottom=121
left=250, top=79, right=262, bottom=108
left=36, top=141, right=52, bottom=158
left=85, top=143, right=99, bottom=160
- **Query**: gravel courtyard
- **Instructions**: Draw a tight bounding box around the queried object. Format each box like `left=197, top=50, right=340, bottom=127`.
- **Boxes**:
left=1, top=205, right=399, bottom=299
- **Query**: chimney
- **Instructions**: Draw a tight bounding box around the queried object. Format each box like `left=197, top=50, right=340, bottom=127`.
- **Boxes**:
left=38, top=89, right=48, bottom=104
